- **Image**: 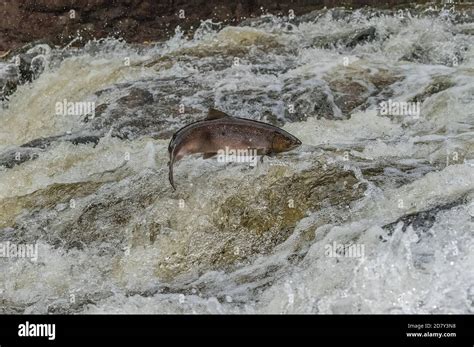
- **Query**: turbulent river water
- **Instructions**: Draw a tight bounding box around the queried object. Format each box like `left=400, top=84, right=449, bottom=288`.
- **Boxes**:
left=0, top=7, right=473, bottom=314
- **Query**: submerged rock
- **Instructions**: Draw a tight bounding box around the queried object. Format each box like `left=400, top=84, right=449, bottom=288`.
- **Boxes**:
left=0, top=63, right=19, bottom=102
left=1, top=151, right=367, bottom=281
left=20, top=134, right=101, bottom=149
left=0, top=181, right=104, bottom=230
left=409, top=75, right=455, bottom=103
left=325, top=64, right=402, bottom=116
left=0, top=42, right=54, bottom=103
left=281, top=77, right=337, bottom=120
left=87, top=79, right=208, bottom=140
left=382, top=198, right=466, bottom=236
left=346, top=26, right=376, bottom=48
left=0, top=147, right=40, bottom=169
left=310, top=26, right=377, bottom=49
left=0, top=134, right=101, bottom=170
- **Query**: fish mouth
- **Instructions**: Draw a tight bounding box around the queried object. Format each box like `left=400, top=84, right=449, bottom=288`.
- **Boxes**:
left=291, top=137, right=302, bottom=148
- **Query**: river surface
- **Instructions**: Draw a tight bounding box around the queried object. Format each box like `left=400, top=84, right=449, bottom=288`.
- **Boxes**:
left=0, top=7, right=473, bottom=313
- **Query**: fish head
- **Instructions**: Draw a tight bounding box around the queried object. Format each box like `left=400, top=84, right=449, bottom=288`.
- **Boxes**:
left=272, top=130, right=302, bottom=153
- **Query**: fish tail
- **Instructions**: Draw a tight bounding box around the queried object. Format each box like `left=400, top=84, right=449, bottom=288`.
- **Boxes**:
left=168, top=157, right=176, bottom=191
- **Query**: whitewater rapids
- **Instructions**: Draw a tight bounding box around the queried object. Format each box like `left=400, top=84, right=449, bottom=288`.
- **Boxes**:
left=0, top=7, right=473, bottom=313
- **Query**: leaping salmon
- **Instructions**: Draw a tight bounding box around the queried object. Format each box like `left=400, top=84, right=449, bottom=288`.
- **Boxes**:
left=167, top=108, right=302, bottom=190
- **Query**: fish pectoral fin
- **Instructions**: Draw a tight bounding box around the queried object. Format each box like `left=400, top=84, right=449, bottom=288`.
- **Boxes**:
left=257, top=147, right=274, bottom=163
left=203, top=152, right=217, bottom=159
left=256, top=148, right=272, bottom=156
left=206, top=108, right=231, bottom=120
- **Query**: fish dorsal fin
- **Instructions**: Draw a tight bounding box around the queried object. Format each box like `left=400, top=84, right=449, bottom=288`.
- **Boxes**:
left=207, top=108, right=230, bottom=120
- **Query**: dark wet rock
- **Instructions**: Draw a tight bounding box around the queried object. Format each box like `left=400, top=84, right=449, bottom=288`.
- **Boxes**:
left=214, top=74, right=336, bottom=122
left=346, top=26, right=376, bottom=48
left=310, top=35, right=336, bottom=50
left=248, top=54, right=297, bottom=76
left=82, top=63, right=344, bottom=139
left=409, top=76, right=455, bottom=103
left=0, top=63, right=20, bottom=102
left=359, top=159, right=437, bottom=189
left=400, top=43, right=465, bottom=67
left=377, top=197, right=468, bottom=270
left=46, top=291, right=114, bottom=314
left=20, top=136, right=62, bottom=149
left=0, top=181, right=105, bottom=231
left=117, top=87, right=154, bottom=109
left=181, top=29, right=283, bottom=59
left=0, top=299, right=27, bottom=314
left=214, top=165, right=366, bottom=236
left=0, top=148, right=40, bottom=169
left=281, top=77, right=336, bottom=121
left=0, top=42, right=53, bottom=103
left=310, top=26, right=377, bottom=49
left=0, top=134, right=101, bottom=170
left=110, top=116, right=170, bottom=140
left=217, top=88, right=282, bottom=120
left=401, top=44, right=430, bottom=64
left=20, top=133, right=101, bottom=149
left=328, top=78, right=368, bottom=116
left=0, top=174, right=157, bottom=250
left=87, top=77, right=209, bottom=140
left=12, top=44, right=52, bottom=83
left=69, top=135, right=101, bottom=146
left=326, top=66, right=402, bottom=116
left=381, top=199, right=465, bottom=236
left=281, top=7, right=355, bottom=26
